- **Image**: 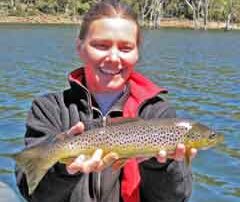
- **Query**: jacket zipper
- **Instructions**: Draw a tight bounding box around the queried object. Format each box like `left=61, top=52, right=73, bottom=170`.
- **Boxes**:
left=97, top=115, right=106, bottom=201
left=83, top=87, right=136, bottom=201
left=90, top=108, right=106, bottom=201
left=93, top=110, right=117, bottom=201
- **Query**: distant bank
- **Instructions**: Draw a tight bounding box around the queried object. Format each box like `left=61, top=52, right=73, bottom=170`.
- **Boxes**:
left=0, top=15, right=240, bottom=30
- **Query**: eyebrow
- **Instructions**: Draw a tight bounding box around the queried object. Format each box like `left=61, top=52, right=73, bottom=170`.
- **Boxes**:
left=90, top=38, right=136, bottom=45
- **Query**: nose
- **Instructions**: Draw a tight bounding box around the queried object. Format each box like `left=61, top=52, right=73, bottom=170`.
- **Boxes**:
left=107, top=47, right=120, bottom=63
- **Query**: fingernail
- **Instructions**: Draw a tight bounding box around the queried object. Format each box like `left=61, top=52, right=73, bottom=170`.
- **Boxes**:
left=158, top=150, right=167, bottom=157
left=92, top=149, right=103, bottom=161
left=75, top=155, right=86, bottom=164
left=157, top=150, right=167, bottom=163
left=111, top=153, right=119, bottom=160
left=67, top=122, right=85, bottom=136
left=190, top=148, right=198, bottom=159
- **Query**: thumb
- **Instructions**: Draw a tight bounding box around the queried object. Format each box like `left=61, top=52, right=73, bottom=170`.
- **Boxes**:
left=67, top=122, right=85, bottom=136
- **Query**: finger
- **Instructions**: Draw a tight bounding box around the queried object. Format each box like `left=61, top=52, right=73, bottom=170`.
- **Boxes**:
left=67, top=122, right=85, bottom=136
left=83, top=149, right=103, bottom=173
left=174, top=143, right=186, bottom=162
left=96, top=152, right=119, bottom=171
left=156, top=150, right=167, bottom=163
left=66, top=155, right=86, bottom=174
left=190, top=148, right=198, bottom=160
left=91, top=149, right=103, bottom=164
left=112, top=159, right=127, bottom=170
left=102, top=152, right=119, bottom=166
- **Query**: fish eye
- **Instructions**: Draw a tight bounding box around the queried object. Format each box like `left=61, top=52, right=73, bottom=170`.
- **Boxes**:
left=209, top=133, right=216, bottom=139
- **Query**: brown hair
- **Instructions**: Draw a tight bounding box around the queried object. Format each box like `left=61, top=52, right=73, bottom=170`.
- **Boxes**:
left=79, top=0, right=142, bottom=47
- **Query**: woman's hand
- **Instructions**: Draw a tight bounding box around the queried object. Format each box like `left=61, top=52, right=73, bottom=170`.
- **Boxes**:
left=66, top=149, right=119, bottom=174
left=157, top=143, right=198, bottom=163
left=65, top=122, right=119, bottom=174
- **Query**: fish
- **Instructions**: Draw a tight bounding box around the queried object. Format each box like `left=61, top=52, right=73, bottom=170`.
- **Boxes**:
left=9, top=118, right=224, bottom=195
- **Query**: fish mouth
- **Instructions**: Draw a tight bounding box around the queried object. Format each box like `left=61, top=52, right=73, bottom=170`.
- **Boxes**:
left=203, top=135, right=224, bottom=150
left=195, top=134, right=224, bottom=150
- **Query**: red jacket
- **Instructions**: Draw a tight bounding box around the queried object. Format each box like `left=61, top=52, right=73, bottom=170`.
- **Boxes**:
left=121, top=71, right=166, bottom=202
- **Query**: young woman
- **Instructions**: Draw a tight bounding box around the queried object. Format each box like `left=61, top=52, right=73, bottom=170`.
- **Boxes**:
left=16, top=1, right=197, bottom=202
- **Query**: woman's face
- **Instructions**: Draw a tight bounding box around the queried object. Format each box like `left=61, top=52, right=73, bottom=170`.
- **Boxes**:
left=78, top=17, right=139, bottom=93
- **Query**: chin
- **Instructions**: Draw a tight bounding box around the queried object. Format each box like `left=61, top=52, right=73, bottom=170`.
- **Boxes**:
left=100, top=85, right=124, bottom=93
left=108, top=82, right=126, bottom=90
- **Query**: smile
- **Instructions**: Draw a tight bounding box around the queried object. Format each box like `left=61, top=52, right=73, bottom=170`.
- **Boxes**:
left=99, top=67, right=122, bottom=75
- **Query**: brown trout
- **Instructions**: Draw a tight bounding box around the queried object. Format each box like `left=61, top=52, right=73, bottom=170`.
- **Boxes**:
left=11, top=118, right=223, bottom=194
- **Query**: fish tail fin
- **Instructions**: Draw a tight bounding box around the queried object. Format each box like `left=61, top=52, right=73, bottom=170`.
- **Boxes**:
left=12, top=145, right=58, bottom=195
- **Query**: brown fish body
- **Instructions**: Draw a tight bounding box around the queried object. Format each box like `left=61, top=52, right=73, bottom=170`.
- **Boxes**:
left=12, top=118, right=224, bottom=194
left=57, top=118, right=190, bottom=159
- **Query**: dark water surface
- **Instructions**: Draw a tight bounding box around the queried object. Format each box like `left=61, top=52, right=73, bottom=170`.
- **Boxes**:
left=0, top=24, right=239, bottom=201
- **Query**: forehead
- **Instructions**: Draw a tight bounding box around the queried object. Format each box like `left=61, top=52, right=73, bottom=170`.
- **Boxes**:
left=86, top=18, right=138, bottom=42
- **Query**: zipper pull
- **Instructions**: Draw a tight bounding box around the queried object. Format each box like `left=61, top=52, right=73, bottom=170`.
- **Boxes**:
left=102, top=116, right=107, bottom=127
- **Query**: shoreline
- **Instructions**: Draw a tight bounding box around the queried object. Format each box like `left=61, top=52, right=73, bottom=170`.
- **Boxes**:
left=0, top=15, right=78, bottom=25
left=0, top=15, right=239, bottom=30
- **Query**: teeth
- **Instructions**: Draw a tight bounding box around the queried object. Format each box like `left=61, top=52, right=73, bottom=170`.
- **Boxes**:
left=100, top=68, right=121, bottom=75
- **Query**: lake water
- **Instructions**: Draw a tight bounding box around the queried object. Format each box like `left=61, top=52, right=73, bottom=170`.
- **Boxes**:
left=0, top=24, right=239, bottom=201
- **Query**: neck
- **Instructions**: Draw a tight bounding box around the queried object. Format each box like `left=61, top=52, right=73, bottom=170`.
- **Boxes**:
left=87, top=83, right=126, bottom=95
left=93, top=89, right=124, bottom=115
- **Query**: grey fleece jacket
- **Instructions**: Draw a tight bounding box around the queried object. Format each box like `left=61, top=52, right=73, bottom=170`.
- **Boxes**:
left=16, top=71, right=192, bottom=202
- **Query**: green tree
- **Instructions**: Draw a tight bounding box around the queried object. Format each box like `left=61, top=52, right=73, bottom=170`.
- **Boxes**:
left=36, top=0, right=58, bottom=14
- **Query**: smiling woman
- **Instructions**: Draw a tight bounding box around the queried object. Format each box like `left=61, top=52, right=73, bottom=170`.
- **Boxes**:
left=15, top=1, right=196, bottom=202
left=77, top=17, right=139, bottom=93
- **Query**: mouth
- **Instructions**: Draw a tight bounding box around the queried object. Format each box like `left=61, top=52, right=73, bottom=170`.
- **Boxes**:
left=204, top=135, right=224, bottom=149
left=99, top=67, right=122, bottom=76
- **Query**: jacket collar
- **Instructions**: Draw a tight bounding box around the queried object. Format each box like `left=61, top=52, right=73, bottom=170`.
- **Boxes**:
left=68, top=67, right=167, bottom=109
left=68, top=67, right=86, bottom=89
left=68, top=67, right=127, bottom=113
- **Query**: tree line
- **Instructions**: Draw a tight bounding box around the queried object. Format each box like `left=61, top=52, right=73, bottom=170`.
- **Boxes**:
left=0, top=0, right=240, bottom=29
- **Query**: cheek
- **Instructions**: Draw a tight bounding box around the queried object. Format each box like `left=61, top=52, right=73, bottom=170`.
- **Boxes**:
left=86, top=48, right=107, bottom=63
left=80, top=45, right=104, bottom=65
left=122, top=51, right=139, bottom=68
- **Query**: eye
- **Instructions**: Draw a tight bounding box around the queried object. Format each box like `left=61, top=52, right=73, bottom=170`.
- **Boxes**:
left=90, top=41, right=110, bottom=50
left=119, top=43, right=134, bottom=53
left=120, top=46, right=133, bottom=53
left=94, top=43, right=109, bottom=50
left=209, top=133, right=217, bottom=139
